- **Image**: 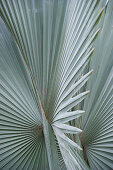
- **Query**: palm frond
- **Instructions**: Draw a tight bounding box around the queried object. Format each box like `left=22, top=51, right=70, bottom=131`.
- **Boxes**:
left=0, top=0, right=108, bottom=169
left=81, top=1, right=113, bottom=169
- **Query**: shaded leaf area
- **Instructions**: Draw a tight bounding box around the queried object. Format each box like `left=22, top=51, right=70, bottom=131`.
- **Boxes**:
left=81, top=1, right=113, bottom=169
left=0, top=0, right=107, bottom=169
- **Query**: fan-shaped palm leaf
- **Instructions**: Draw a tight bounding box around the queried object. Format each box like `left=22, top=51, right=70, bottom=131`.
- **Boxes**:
left=81, top=1, right=113, bottom=169
left=0, top=0, right=112, bottom=170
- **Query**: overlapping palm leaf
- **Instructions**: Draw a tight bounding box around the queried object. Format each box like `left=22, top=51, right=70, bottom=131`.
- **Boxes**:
left=81, top=1, right=113, bottom=169
left=0, top=0, right=110, bottom=169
